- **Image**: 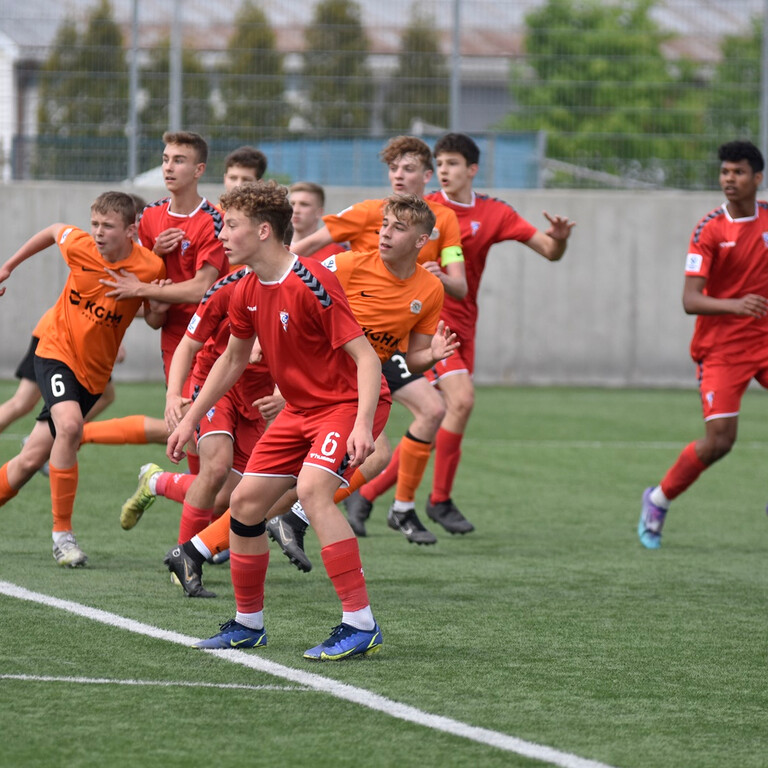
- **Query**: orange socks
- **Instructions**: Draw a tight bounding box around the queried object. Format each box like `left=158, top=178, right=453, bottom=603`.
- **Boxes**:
left=321, top=537, right=369, bottom=612
left=394, top=434, right=432, bottom=503
left=81, top=415, right=147, bottom=445
left=360, top=444, right=400, bottom=502
left=0, top=462, right=19, bottom=506
left=196, top=509, right=231, bottom=555
left=333, top=468, right=367, bottom=503
left=660, top=442, right=708, bottom=500
left=49, top=463, right=79, bottom=532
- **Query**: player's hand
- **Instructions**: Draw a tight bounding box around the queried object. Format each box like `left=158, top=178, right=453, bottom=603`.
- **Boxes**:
left=0, top=265, right=11, bottom=295
left=167, top=420, right=194, bottom=464
left=253, top=393, right=285, bottom=423
left=420, top=260, right=442, bottom=278
left=734, top=293, right=768, bottom=318
left=101, top=268, right=144, bottom=299
left=115, top=344, right=127, bottom=364
left=543, top=211, right=576, bottom=241
left=165, top=394, right=192, bottom=432
left=431, top=320, right=460, bottom=362
left=153, top=227, right=185, bottom=256
left=146, top=278, right=174, bottom=314
left=346, top=424, right=375, bottom=469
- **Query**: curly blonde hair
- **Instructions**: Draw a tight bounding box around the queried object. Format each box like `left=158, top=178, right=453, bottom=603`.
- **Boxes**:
left=379, top=136, right=433, bottom=171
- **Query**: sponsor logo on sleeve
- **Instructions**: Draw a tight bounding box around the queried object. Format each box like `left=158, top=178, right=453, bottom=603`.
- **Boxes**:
left=685, top=253, right=703, bottom=272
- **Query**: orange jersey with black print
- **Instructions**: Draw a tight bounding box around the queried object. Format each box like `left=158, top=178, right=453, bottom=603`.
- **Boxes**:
left=320, top=249, right=444, bottom=362
left=322, top=198, right=464, bottom=268
left=36, top=226, right=165, bottom=394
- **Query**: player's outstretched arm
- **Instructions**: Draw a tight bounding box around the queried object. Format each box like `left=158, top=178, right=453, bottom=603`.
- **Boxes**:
left=342, top=335, right=381, bottom=468
left=0, top=224, right=65, bottom=292
left=682, top=274, right=768, bottom=317
left=102, top=262, right=220, bottom=305
left=165, top=334, right=203, bottom=431
left=526, top=211, right=576, bottom=262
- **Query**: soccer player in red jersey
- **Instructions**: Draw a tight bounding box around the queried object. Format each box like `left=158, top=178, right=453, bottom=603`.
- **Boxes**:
left=288, top=181, right=346, bottom=261
left=167, top=181, right=391, bottom=659
left=0, top=192, right=165, bottom=566
left=355, top=133, right=575, bottom=533
left=639, top=140, right=768, bottom=548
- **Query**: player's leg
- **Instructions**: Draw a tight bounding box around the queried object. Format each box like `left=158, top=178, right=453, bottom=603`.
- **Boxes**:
left=640, top=359, right=746, bottom=549
left=0, top=419, right=54, bottom=505
left=425, top=369, right=476, bottom=533
left=0, top=377, right=41, bottom=433
left=83, top=379, right=116, bottom=422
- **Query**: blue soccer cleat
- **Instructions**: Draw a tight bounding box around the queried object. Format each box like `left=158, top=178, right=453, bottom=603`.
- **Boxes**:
left=638, top=486, right=667, bottom=549
left=304, top=622, right=382, bottom=661
left=193, top=619, right=267, bottom=649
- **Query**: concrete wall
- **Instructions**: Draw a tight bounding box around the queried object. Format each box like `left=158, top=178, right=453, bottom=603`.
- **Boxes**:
left=0, top=182, right=716, bottom=388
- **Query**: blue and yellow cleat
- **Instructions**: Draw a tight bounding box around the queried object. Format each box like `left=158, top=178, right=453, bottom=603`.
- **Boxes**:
left=193, top=619, right=267, bottom=649
left=638, top=486, right=667, bottom=550
left=304, top=622, right=382, bottom=661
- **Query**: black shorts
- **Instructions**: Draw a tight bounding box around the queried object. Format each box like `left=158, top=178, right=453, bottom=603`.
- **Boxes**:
left=34, top=355, right=101, bottom=436
left=382, top=351, right=424, bottom=394
left=14, top=336, right=39, bottom=381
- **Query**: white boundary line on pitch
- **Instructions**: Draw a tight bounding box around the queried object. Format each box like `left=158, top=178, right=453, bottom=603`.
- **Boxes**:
left=0, top=581, right=618, bottom=768
left=0, top=674, right=306, bottom=692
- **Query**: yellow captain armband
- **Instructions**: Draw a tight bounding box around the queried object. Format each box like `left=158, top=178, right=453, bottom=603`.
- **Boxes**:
left=439, top=245, right=464, bottom=266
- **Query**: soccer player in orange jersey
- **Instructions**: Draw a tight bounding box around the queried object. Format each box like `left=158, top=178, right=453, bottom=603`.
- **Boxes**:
left=0, top=192, right=165, bottom=566
left=355, top=133, right=575, bottom=534
left=295, top=137, right=468, bottom=543
left=167, top=181, right=391, bottom=659
left=639, top=140, right=768, bottom=549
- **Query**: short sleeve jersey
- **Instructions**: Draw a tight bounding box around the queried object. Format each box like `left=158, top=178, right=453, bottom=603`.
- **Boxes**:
left=685, top=201, right=768, bottom=361
left=322, top=198, right=464, bottom=268
left=321, top=250, right=444, bottom=362
left=425, top=189, right=537, bottom=341
left=36, top=226, right=165, bottom=394
left=229, top=256, right=382, bottom=411
left=137, top=197, right=228, bottom=351
left=186, top=268, right=274, bottom=419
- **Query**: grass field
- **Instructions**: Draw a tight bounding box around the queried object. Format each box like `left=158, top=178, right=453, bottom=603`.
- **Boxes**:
left=1, top=381, right=767, bottom=768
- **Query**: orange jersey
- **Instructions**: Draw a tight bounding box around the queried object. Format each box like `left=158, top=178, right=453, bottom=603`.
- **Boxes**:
left=32, top=306, right=56, bottom=339
left=320, top=249, right=444, bottom=362
left=36, top=226, right=165, bottom=394
left=323, top=198, right=464, bottom=268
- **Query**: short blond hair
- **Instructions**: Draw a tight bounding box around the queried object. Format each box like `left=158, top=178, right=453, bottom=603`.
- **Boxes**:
left=381, top=193, right=436, bottom=235
left=91, top=191, right=138, bottom=228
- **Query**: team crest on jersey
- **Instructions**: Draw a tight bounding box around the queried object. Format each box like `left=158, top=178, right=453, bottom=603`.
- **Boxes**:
left=470, top=220, right=481, bottom=237
left=181, top=239, right=191, bottom=253
left=763, top=232, right=768, bottom=248
left=429, top=227, right=440, bottom=241
left=410, top=300, right=422, bottom=314
left=280, top=309, right=290, bottom=332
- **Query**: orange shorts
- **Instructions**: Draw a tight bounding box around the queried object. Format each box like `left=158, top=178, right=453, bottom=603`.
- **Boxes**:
left=697, top=357, right=768, bottom=420
left=244, top=399, right=390, bottom=484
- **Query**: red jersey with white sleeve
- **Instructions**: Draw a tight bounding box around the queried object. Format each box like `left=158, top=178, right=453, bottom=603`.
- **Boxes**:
left=229, top=256, right=389, bottom=411
left=137, top=197, right=228, bottom=356
left=685, top=201, right=768, bottom=363
left=186, top=268, right=274, bottom=419
left=425, top=189, right=537, bottom=343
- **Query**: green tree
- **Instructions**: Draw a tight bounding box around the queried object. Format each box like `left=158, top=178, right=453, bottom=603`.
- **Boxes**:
left=36, top=0, right=128, bottom=180
left=139, top=41, right=213, bottom=138
left=217, top=0, right=286, bottom=141
left=499, top=0, right=710, bottom=188
left=707, top=18, right=761, bottom=143
left=384, top=6, right=448, bottom=132
left=303, top=0, right=373, bottom=133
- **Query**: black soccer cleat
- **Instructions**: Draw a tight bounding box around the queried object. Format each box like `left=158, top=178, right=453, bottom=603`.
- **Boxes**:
left=386, top=506, right=437, bottom=545
left=343, top=490, right=373, bottom=537
left=266, top=511, right=312, bottom=572
left=425, top=498, right=475, bottom=534
left=163, top=546, right=216, bottom=598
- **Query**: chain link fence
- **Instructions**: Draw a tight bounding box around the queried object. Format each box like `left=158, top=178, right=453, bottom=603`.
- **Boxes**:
left=0, top=0, right=764, bottom=188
